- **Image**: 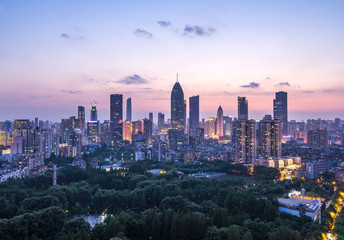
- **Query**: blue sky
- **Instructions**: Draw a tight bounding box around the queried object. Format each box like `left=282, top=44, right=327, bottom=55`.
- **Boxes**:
left=0, top=0, right=344, bottom=122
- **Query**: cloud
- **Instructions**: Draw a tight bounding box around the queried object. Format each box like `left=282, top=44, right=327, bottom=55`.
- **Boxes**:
left=60, top=28, right=84, bottom=40
left=0, top=6, right=2, bottom=11
left=240, top=82, right=260, bottom=88
left=302, top=90, right=314, bottom=94
left=183, top=25, right=216, bottom=36
left=61, top=90, right=80, bottom=94
left=60, top=33, right=70, bottom=38
left=277, top=82, right=291, bottom=87
left=135, top=29, right=153, bottom=38
left=117, top=74, right=148, bottom=85
left=81, top=78, right=96, bottom=83
left=158, top=21, right=172, bottom=27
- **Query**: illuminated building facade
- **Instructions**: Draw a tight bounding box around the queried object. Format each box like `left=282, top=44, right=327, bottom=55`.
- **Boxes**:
left=171, top=81, right=185, bottom=130
left=208, top=117, right=215, bottom=138
left=110, top=94, right=123, bottom=142
left=87, top=121, right=99, bottom=143
left=232, top=119, right=257, bottom=164
left=258, top=115, right=282, bottom=158
left=189, top=95, right=199, bottom=136
left=78, top=106, right=85, bottom=129
left=123, top=120, right=132, bottom=143
left=307, top=128, right=329, bottom=152
left=90, top=105, right=97, bottom=121
left=216, top=106, right=223, bottom=141
left=126, top=97, right=132, bottom=122
left=158, top=113, right=165, bottom=130
left=273, top=91, right=288, bottom=136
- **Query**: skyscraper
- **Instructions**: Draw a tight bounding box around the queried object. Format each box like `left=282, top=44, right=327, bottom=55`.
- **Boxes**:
left=308, top=128, right=329, bottom=153
left=149, top=112, right=153, bottom=123
left=208, top=117, right=216, bottom=138
left=171, top=81, right=185, bottom=130
left=223, top=116, right=233, bottom=137
left=258, top=115, right=282, bottom=158
left=90, top=105, right=97, bottom=121
left=110, top=94, right=123, bottom=142
left=183, top=100, right=187, bottom=134
left=143, top=118, right=152, bottom=145
left=126, top=97, right=132, bottom=122
left=123, top=120, right=132, bottom=143
left=158, top=112, right=165, bottom=130
left=238, top=97, right=248, bottom=121
left=189, top=95, right=199, bottom=135
left=232, top=119, right=257, bottom=164
left=273, top=91, right=288, bottom=136
left=78, top=106, right=85, bottom=129
left=216, top=106, right=224, bottom=141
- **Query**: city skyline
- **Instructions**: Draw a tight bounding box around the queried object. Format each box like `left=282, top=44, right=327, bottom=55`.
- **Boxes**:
left=1, top=1, right=344, bottom=121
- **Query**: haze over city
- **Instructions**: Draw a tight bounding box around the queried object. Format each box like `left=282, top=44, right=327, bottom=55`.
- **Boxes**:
left=1, top=0, right=343, bottom=121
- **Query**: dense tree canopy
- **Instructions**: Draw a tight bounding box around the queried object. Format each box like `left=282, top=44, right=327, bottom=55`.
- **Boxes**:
left=0, top=160, right=334, bottom=239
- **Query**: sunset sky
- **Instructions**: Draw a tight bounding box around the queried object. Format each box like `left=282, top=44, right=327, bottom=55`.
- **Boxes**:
left=0, top=0, right=343, bottom=122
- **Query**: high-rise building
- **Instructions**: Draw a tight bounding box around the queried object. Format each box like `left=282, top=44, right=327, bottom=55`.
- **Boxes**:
left=90, top=105, right=97, bottom=121
left=87, top=121, right=99, bottom=143
left=208, top=117, right=215, bottom=138
left=183, top=100, right=187, bottom=134
left=126, top=97, right=132, bottom=122
left=34, top=118, right=39, bottom=128
left=258, top=115, right=282, bottom=158
left=60, top=118, right=72, bottom=143
left=223, top=116, right=233, bottom=137
left=308, top=128, right=329, bottom=153
left=143, top=118, right=153, bottom=145
left=171, top=81, right=185, bottom=130
left=189, top=95, right=199, bottom=135
left=123, top=120, right=132, bottom=143
left=78, top=106, right=85, bottom=129
left=13, top=119, right=31, bottom=130
left=158, top=113, right=165, bottom=130
left=232, top=119, right=257, bottom=164
left=132, top=120, right=143, bottom=143
left=216, top=106, right=224, bottom=141
left=274, top=91, right=288, bottom=136
left=110, top=94, right=123, bottom=142
left=238, top=97, right=248, bottom=121
left=149, top=112, right=153, bottom=123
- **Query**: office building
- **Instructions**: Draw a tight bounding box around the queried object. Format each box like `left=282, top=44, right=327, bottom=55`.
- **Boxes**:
left=308, top=128, right=329, bottom=152
left=123, top=120, right=132, bottom=143
left=208, top=117, right=215, bottom=138
left=78, top=106, right=85, bottom=129
left=143, top=118, right=153, bottom=145
left=216, top=106, right=224, bottom=141
left=274, top=91, right=288, bottom=136
left=189, top=95, right=199, bottom=135
left=90, top=105, right=97, bottom=121
left=149, top=112, right=153, bottom=124
left=171, top=81, right=185, bottom=130
left=13, top=119, right=31, bottom=130
left=126, top=97, right=132, bottom=122
left=87, top=121, right=99, bottom=143
left=158, top=113, right=165, bottom=130
left=238, top=97, right=248, bottom=121
left=223, top=116, right=233, bottom=137
left=110, top=94, right=123, bottom=142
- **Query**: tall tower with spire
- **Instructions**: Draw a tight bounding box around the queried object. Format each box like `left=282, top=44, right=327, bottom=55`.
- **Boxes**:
left=217, top=106, right=224, bottom=141
left=171, top=76, right=185, bottom=131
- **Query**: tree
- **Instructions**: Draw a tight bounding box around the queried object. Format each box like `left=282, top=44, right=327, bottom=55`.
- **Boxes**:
left=269, top=226, right=302, bottom=240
